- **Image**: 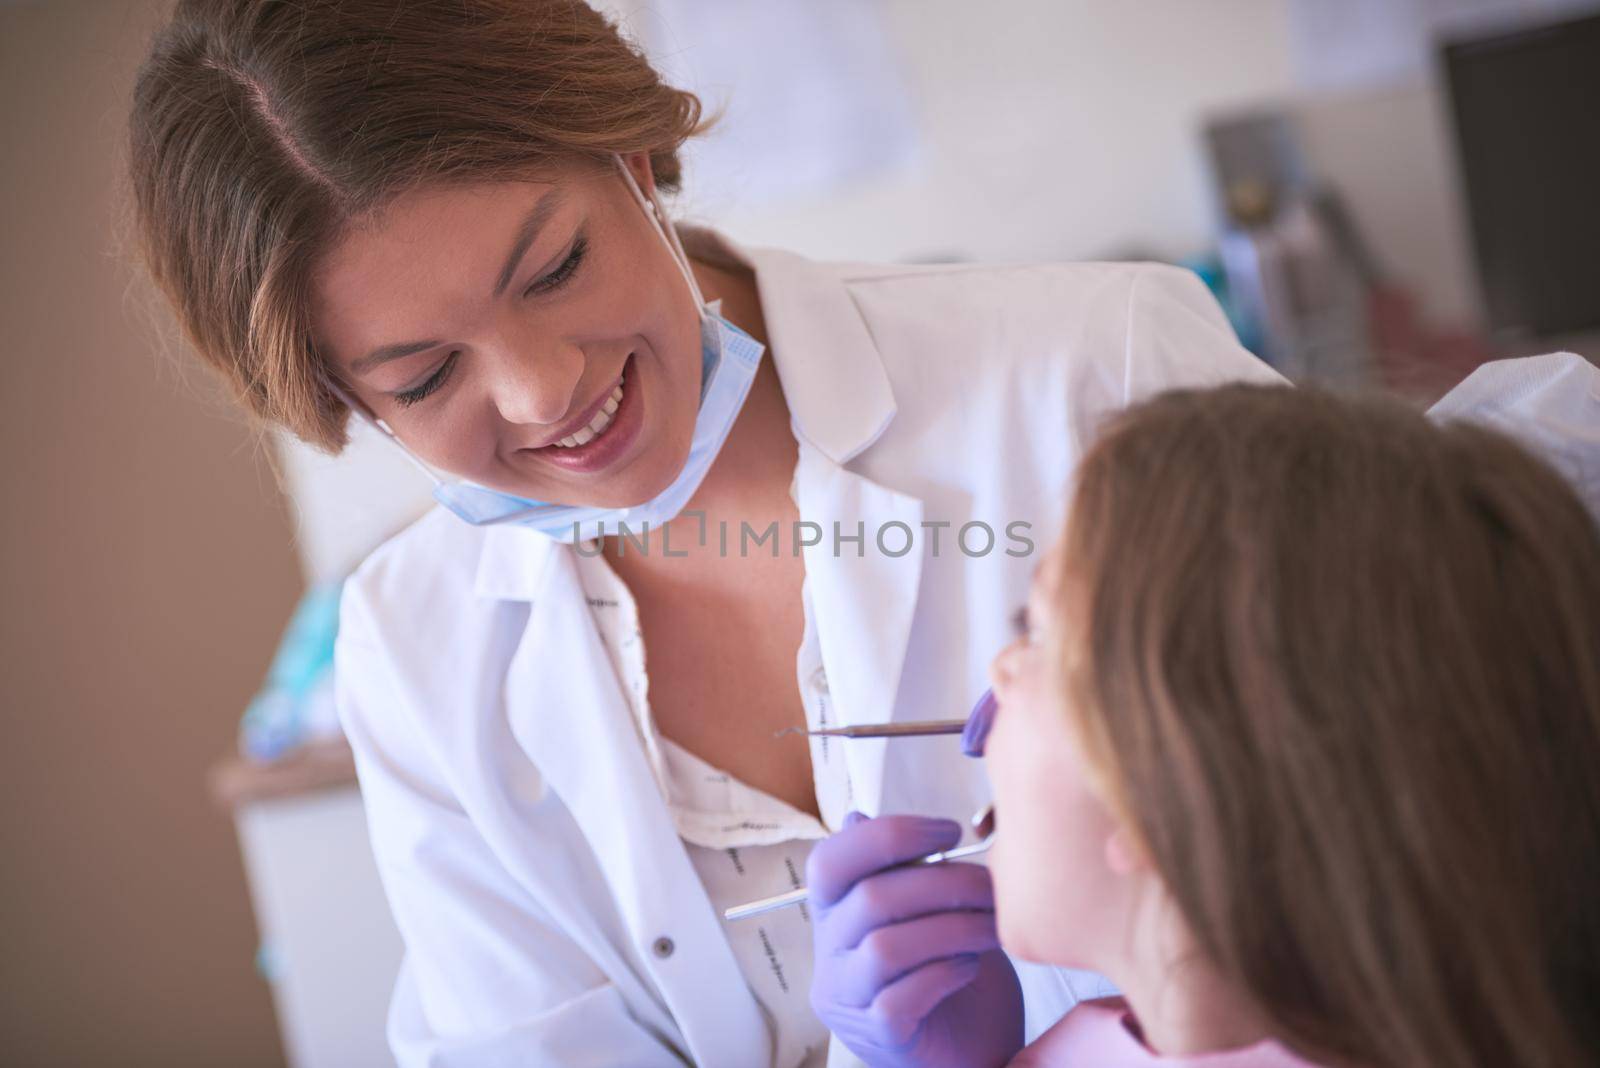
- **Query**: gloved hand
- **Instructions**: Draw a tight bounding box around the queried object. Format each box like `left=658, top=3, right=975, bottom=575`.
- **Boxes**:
left=808, top=811, right=1024, bottom=1068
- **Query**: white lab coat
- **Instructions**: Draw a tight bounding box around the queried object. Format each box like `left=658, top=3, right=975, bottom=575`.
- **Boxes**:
left=1426, top=350, right=1600, bottom=526
left=335, top=234, right=1285, bottom=1067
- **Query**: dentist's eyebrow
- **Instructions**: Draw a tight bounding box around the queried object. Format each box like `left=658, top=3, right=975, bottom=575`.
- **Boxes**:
left=492, top=189, right=563, bottom=299
left=350, top=190, right=564, bottom=375
left=351, top=338, right=443, bottom=375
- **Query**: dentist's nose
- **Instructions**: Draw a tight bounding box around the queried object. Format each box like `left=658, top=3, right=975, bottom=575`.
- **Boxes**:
left=483, top=339, right=585, bottom=428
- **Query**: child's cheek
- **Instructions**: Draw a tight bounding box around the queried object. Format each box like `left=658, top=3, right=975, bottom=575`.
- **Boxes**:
left=984, top=711, right=1054, bottom=952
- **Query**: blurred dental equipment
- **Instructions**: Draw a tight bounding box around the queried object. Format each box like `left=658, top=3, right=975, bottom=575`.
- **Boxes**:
left=724, top=805, right=997, bottom=922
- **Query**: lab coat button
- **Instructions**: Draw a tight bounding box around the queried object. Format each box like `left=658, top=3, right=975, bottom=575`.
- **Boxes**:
left=652, top=936, right=675, bottom=959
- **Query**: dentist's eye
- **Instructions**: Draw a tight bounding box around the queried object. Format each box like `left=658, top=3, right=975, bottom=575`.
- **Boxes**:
left=524, top=235, right=588, bottom=297
left=394, top=350, right=460, bottom=408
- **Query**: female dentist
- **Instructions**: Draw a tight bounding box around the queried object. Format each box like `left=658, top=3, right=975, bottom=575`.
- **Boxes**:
left=128, top=2, right=1281, bottom=1065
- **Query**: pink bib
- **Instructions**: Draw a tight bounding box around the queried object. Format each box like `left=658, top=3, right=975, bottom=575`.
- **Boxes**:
left=1011, top=998, right=1319, bottom=1068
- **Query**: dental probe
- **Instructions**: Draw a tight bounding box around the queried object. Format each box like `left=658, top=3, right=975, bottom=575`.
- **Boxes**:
left=774, top=719, right=968, bottom=740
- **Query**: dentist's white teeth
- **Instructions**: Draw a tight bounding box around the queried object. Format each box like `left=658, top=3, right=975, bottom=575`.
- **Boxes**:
left=548, top=374, right=626, bottom=448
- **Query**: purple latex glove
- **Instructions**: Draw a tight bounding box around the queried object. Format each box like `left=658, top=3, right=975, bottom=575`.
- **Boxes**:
left=808, top=812, right=1024, bottom=1068
left=961, top=687, right=999, bottom=757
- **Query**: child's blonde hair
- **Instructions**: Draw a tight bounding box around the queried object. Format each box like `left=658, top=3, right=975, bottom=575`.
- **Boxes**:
left=1058, top=384, right=1600, bottom=1068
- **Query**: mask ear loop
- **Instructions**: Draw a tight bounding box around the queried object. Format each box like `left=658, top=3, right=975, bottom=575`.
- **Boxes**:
left=318, top=368, right=447, bottom=488
left=613, top=154, right=707, bottom=318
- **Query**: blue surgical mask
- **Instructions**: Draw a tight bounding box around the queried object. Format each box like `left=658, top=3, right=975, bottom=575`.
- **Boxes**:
left=327, top=155, right=766, bottom=543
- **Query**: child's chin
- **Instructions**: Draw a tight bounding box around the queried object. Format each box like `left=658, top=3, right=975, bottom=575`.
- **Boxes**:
left=998, top=896, right=1099, bottom=969
left=995, top=906, right=1051, bottom=965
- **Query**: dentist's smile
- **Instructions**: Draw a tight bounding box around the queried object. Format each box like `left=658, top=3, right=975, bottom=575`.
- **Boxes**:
left=523, top=353, right=644, bottom=474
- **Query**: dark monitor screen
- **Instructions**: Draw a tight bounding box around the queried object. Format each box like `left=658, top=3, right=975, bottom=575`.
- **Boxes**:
left=1443, top=12, right=1600, bottom=337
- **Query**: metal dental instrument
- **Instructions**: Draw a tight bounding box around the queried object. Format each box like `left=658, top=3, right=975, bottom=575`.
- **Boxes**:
left=723, top=805, right=997, bottom=922
left=774, top=719, right=968, bottom=740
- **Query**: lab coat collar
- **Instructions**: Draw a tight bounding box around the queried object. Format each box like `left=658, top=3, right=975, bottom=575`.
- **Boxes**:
left=473, top=226, right=901, bottom=603
left=695, top=229, right=926, bottom=811
left=473, top=515, right=559, bottom=601
left=503, top=548, right=769, bottom=1063
left=682, top=226, right=899, bottom=467
left=792, top=443, right=925, bottom=814
left=490, top=483, right=923, bottom=1049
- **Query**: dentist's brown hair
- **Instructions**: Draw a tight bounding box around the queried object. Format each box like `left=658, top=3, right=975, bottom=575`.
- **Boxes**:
left=127, top=0, right=706, bottom=452
left=1059, top=384, right=1600, bottom=1068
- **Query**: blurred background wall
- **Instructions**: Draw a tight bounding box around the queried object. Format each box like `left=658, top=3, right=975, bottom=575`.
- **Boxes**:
left=646, top=1, right=1298, bottom=265
left=1, top=1, right=292, bottom=1064
left=3, top=0, right=1595, bottom=1065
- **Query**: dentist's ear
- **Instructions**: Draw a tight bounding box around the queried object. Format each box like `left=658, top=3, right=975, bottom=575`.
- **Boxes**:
left=620, top=150, right=657, bottom=201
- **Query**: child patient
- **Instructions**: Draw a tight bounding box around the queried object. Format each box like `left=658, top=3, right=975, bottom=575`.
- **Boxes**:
left=987, top=384, right=1600, bottom=1067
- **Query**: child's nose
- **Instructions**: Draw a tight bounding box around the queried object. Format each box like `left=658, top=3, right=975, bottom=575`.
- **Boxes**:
left=988, top=640, right=1021, bottom=694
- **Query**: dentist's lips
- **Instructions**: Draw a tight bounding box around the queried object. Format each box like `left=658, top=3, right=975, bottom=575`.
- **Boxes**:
left=527, top=355, right=644, bottom=474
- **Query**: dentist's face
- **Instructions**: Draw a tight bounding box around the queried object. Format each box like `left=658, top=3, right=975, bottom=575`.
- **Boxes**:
left=310, top=155, right=702, bottom=507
